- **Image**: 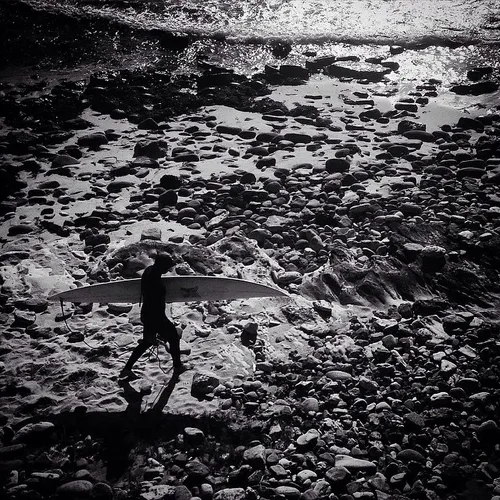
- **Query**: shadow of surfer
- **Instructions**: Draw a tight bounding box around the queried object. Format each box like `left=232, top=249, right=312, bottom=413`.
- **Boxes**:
left=120, top=253, right=187, bottom=380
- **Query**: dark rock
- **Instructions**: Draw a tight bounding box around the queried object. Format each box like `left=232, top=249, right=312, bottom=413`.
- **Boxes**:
left=134, top=140, right=168, bottom=158
left=326, top=158, right=350, bottom=173
left=397, top=449, right=426, bottom=463
left=451, top=81, right=499, bottom=96
left=476, top=420, right=500, bottom=446
left=138, top=117, right=159, bottom=130
left=57, top=480, right=93, bottom=497
left=191, top=372, right=220, bottom=400
left=77, top=132, right=108, bottom=149
left=159, top=190, right=178, bottom=208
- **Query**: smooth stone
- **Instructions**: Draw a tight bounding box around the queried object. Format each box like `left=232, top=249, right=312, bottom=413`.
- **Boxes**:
left=335, top=455, right=377, bottom=474
left=57, top=480, right=93, bottom=497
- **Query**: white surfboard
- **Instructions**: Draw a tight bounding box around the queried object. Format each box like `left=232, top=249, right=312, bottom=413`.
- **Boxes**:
left=48, top=276, right=287, bottom=304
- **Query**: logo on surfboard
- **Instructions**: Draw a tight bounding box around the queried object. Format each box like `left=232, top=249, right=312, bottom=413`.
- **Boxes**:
left=180, top=286, right=201, bottom=299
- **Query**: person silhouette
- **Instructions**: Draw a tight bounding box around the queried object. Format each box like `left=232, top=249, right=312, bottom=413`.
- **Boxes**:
left=120, top=253, right=186, bottom=379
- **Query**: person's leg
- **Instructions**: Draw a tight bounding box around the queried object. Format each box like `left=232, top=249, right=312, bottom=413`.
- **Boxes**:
left=123, top=341, right=150, bottom=371
left=158, top=318, right=184, bottom=370
left=121, top=324, right=156, bottom=377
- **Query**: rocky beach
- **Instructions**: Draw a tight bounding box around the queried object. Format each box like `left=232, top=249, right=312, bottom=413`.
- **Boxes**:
left=2, top=1, right=500, bottom=499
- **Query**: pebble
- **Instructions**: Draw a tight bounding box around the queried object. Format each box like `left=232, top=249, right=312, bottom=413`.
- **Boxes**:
left=57, top=480, right=93, bottom=497
left=335, top=456, right=377, bottom=474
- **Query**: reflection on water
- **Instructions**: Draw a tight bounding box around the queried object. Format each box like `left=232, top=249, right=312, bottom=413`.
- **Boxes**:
left=18, top=0, right=500, bottom=44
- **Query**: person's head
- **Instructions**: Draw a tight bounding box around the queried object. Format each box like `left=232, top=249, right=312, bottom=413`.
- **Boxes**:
left=154, top=253, right=175, bottom=273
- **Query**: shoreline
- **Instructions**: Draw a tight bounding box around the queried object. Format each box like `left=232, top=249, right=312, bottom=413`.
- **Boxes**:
left=1, top=56, right=500, bottom=499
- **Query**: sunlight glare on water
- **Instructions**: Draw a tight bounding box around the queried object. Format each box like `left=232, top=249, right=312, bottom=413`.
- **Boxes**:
left=22, top=0, right=500, bottom=45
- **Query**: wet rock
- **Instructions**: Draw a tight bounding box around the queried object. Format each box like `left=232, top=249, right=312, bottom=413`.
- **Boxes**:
left=191, top=372, right=220, bottom=400
left=397, top=449, right=426, bottom=464
left=451, top=81, right=499, bottom=96
left=326, top=370, right=353, bottom=382
left=274, top=486, right=301, bottom=499
left=78, top=132, right=108, bottom=149
left=91, top=482, right=114, bottom=499
left=241, top=322, right=258, bottom=346
left=134, top=140, right=168, bottom=158
left=297, top=429, right=320, bottom=450
left=107, top=180, right=135, bottom=193
left=174, top=485, right=192, bottom=500
left=57, top=480, right=93, bottom=497
left=213, top=488, right=246, bottom=500
left=280, top=65, right=309, bottom=80
left=183, top=427, right=205, bottom=446
left=476, top=420, right=500, bottom=446
left=51, top=154, right=79, bottom=168
left=325, top=466, right=351, bottom=487
left=404, top=413, right=425, bottom=431
left=243, top=444, right=266, bottom=469
left=138, top=118, right=159, bottom=130
left=159, top=190, right=178, bottom=208
left=335, top=455, right=376, bottom=474
left=440, top=360, right=457, bottom=375
left=326, top=158, right=350, bottom=173
left=284, top=132, right=312, bottom=144
left=442, top=314, right=469, bottom=333
left=8, top=223, right=36, bottom=236
left=13, top=309, right=36, bottom=327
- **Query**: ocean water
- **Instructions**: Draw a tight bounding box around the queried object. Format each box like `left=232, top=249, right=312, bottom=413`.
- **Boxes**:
left=14, top=0, right=500, bottom=44
left=2, top=0, right=500, bottom=85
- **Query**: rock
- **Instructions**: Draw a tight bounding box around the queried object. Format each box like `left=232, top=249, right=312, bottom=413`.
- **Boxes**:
left=191, top=372, right=220, bottom=399
left=280, top=65, right=309, bottom=80
left=216, top=125, right=243, bottom=135
left=451, top=81, right=499, bottom=96
left=284, top=132, right=312, bottom=144
left=397, top=449, right=426, bottom=463
left=174, top=485, right=193, bottom=500
left=476, top=420, right=500, bottom=446
left=404, top=412, right=425, bottom=431
left=140, top=485, right=176, bottom=500
left=326, top=370, right=353, bottom=382
left=51, top=154, right=79, bottom=168
left=243, top=444, right=266, bottom=469
left=442, top=314, right=469, bottom=333
left=159, top=190, right=178, bottom=208
left=138, top=118, right=159, bottom=130
left=78, top=132, right=108, bottom=149
left=398, top=120, right=426, bottom=133
left=107, top=180, right=135, bottom=193
left=185, top=460, right=210, bottom=481
left=184, top=427, right=205, bottom=446
left=57, top=480, right=93, bottom=497
left=213, top=488, right=246, bottom=500
left=335, top=455, right=377, bottom=474
left=301, top=397, right=320, bottom=413
left=274, top=486, right=301, bottom=499
left=13, top=309, right=36, bottom=327
left=274, top=271, right=302, bottom=286
left=91, top=482, right=114, bottom=499
left=326, top=158, right=350, bottom=173
left=297, top=429, right=320, bottom=449
left=8, top=224, right=35, bottom=236
left=12, top=422, right=55, bottom=444
left=134, top=140, right=168, bottom=158
left=325, top=466, right=351, bottom=487
left=440, top=360, right=457, bottom=375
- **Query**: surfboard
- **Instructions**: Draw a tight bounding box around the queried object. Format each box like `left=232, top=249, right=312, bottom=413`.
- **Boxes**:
left=48, top=276, right=287, bottom=304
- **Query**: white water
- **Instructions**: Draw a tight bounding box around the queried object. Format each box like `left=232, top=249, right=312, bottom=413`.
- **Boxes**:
left=18, top=0, right=500, bottom=45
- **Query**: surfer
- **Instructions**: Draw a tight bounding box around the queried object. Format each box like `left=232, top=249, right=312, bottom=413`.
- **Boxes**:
left=120, top=253, right=187, bottom=380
